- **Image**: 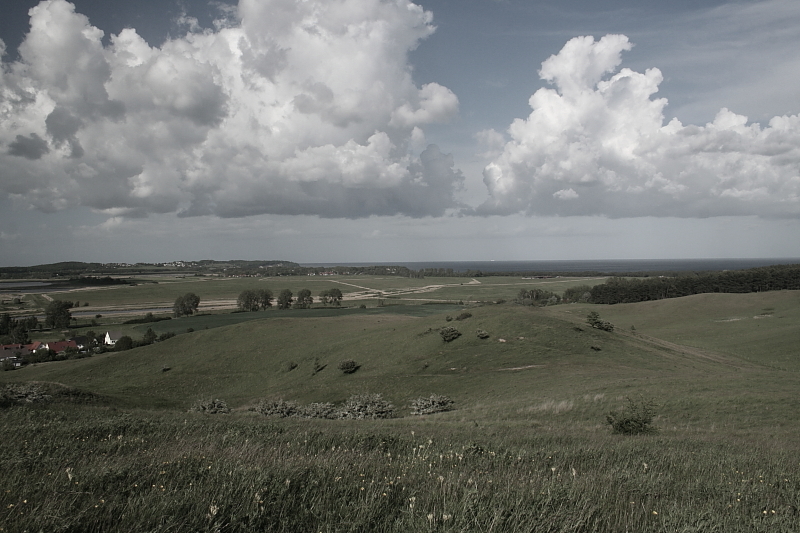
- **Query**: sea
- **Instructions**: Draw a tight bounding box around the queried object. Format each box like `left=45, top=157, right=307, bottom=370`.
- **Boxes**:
left=301, top=258, right=800, bottom=274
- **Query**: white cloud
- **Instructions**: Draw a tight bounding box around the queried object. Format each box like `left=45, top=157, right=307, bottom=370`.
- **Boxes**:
left=0, top=0, right=461, bottom=219
left=478, top=34, right=800, bottom=219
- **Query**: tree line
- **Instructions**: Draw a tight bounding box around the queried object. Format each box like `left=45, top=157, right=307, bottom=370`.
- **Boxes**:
left=588, top=264, right=800, bottom=304
left=236, top=287, right=343, bottom=311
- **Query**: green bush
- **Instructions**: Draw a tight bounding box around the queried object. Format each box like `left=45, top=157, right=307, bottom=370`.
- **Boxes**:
left=1, top=383, right=52, bottom=407
left=476, top=329, right=490, bottom=339
left=587, top=311, right=615, bottom=332
left=338, top=393, right=394, bottom=419
left=190, top=398, right=230, bottom=414
left=439, top=326, right=461, bottom=342
left=606, top=396, right=657, bottom=435
left=337, top=359, right=359, bottom=374
left=410, top=394, right=454, bottom=415
left=255, top=399, right=300, bottom=418
left=455, top=312, right=472, bottom=320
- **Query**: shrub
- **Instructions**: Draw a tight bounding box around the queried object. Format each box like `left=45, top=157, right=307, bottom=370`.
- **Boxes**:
left=410, top=394, right=454, bottom=415
left=190, top=398, right=230, bottom=414
left=1, top=383, right=52, bottom=407
left=455, top=312, right=472, bottom=320
left=255, top=399, right=300, bottom=418
left=337, top=359, right=359, bottom=374
left=606, top=396, right=657, bottom=435
left=338, top=393, right=394, bottom=419
left=587, top=311, right=615, bottom=332
left=1, top=382, right=94, bottom=407
left=476, top=329, right=490, bottom=339
left=439, top=326, right=461, bottom=342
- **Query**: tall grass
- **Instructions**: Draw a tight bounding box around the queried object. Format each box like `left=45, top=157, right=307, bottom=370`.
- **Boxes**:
left=1, top=405, right=797, bottom=532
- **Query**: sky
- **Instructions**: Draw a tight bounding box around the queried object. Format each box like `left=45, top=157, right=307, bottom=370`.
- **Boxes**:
left=1, top=0, right=799, bottom=266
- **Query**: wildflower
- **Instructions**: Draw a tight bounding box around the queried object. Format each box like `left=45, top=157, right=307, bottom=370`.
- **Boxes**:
left=652, top=511, right=658, bottom=515
left=442, top=513, right=452, bottom=521
left=427, top=513, right=435, bottom=523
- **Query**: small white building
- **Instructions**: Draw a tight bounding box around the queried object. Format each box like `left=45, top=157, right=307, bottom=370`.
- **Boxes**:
left=104, top=331, right=123, bottom=346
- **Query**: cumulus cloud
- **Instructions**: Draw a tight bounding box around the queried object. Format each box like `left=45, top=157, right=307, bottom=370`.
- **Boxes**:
left=0, top=0, right=461, bottom=218
left=478, top=34, right=800, bottom=218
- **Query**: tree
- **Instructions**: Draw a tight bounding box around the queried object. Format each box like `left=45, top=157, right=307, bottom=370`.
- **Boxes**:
left=115, top=336, right=133, bottom=351
left=319, top=288, right=343, bottom=307
left=173, top=293, right=200, bottom=317
left=277, top=289, right=293, bottom=309
left=256, top=289, right=273, bottom=309
left=142, top=328, right=157, bottom=345
left=45, top=300, right=73, bottom=329
left=294, top=288, right=313, bottom=309
left=237, top=290, right=259, bottom=312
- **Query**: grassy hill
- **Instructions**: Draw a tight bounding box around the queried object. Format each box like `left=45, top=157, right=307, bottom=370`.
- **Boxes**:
left=2, top=293, right=799, bottom=532
left=5, top=299, right=797, bottom=437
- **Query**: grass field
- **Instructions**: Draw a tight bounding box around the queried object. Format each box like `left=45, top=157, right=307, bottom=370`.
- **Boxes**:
left=1, top=280, right=798, bottom=532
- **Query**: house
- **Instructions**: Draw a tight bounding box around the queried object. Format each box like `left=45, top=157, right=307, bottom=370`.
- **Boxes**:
left=1, top=341, right=45, bottom=356
left=104, top=331, right=123, bottom=346
left=45, top=340, right=78, bottom=354
left=1, top=343, right=32, bottom=358
left=69, top=336, right=89, bottom=350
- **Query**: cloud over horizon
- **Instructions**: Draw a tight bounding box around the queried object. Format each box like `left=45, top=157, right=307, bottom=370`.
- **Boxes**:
left=0, top=0, right=462, bottom=219
left=478, top=34, right=800, bottom=219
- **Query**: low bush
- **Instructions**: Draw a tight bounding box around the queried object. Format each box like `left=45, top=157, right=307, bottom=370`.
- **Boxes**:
left=190, top=398, right=230, bottom=414
left=410, top=394, right=454, bottom=415
left=338, top=393, right=394, bottom=419
left=123, top=313, right=172, bottom=325
left=1, top=383, right=52, bottom=406
left=476, top=329, right=490, bottom=339
left=455, top=312, right=472, bottom=321
left=1, top=382, right=95, bottom=408
left=439, top=326, right=461, bottom=342
left=587, top=311, right=615, bottom=332
left=254, top=394, right=395, bottom=420
left=606, top=396, right=657, bottom=435
left=255, top=399, right=300, bottom=418
left=337, top=359, right=359, bottom=374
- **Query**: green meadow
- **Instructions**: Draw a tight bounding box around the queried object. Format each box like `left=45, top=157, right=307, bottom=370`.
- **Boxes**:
left=1, top=277, right=798, bottom=531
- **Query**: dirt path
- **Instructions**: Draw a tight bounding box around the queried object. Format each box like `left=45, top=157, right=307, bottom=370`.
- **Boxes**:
left=619, top=330, right=751, bottom=367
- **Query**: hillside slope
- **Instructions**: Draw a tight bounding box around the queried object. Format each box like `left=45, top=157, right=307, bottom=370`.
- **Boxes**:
left=7, top=301, right=796, bottom=436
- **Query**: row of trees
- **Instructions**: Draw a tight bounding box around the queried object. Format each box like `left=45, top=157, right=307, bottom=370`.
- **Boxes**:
left=236, top=288, right=343, bottom=312
left=0, top=314, right=39, bottom=344
left=236, top=289, right=274, bottom=311
left=589, top=264, right=800, bottom=304
left=515, top=285, right=593, bottom=307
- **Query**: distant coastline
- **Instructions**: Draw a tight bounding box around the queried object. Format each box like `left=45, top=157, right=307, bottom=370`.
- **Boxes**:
left=301, top=258, right=800, bottom=274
